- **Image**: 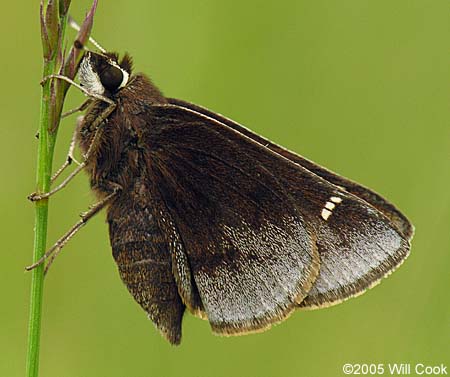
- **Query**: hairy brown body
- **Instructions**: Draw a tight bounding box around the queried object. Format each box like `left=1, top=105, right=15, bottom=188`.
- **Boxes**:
left=75, top=63, right=411, bottom=345
left=77, top=74, right=167, bottom=196
left=77, top=75, right=187, bottom=344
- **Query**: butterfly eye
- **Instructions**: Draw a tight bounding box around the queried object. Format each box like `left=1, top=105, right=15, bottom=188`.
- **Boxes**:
left=99, top=64, right=124, bottom=92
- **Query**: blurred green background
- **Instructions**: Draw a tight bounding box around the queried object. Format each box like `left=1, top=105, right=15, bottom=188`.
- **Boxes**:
left=2, top=1, right=449, bottom=376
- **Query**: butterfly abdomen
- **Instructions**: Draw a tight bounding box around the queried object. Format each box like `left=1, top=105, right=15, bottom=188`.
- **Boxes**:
left=107, top=179, right=185, bottom=344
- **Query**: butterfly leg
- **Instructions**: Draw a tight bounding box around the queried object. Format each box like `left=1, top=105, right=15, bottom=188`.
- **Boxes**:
left=28, top=99, right=116, bottom=202
left=25, top=183, right=122, bottom=274
left=34, top=100, right=90, bottom=139
left=61, top=99, right=91, bottom=119
left=29, top=74, right=113, bottom=197
left=27, top=161, right=88, bottom=202
left=49, top=118, right=84, bottom=184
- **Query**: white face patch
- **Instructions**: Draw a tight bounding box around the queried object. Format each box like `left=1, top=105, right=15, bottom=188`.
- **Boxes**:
left=79, top=55, right=105, bottom=95
left=79, top=52, right=130, bottom=95
left=321, top=195, right=343, bottom=221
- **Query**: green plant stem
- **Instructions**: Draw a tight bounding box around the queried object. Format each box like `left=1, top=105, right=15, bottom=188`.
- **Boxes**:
left=26, top=2, right=97, bottom=373
left=26, top=51, right=60, bottom=377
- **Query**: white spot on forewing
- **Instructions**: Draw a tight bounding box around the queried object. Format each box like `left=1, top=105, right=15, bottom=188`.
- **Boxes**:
left=79, top=56, right=105, bottom=95
left=320, top=195, right=343, bottom=221
left=321, top=208, right=332, bottom=220
left=325, top=202, right=335, bottom=211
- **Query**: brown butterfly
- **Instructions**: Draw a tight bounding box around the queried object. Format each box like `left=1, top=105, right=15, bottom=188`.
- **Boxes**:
left=30, top=50, right=413, bottom=345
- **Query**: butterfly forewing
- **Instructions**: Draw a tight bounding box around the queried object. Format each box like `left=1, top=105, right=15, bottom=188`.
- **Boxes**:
left=168, top=98, right=414, bottom=240
left=146, top=103, right=411, bottom=314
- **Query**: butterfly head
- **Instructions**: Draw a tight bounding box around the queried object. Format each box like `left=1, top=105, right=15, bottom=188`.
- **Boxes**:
left=79, top=51, right=133, bottom=96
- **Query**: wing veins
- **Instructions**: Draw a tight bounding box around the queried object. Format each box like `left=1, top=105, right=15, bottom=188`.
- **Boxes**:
left=164, top=149, right=268, bottom=212
left=170, top=144, right=286, bottom=204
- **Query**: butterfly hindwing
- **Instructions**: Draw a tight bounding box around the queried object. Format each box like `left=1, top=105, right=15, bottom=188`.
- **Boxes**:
left=143, top=105, right=320, bottom=334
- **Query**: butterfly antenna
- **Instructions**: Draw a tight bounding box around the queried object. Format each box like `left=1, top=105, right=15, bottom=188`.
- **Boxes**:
left=68, top=15, right=106, bottom=53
